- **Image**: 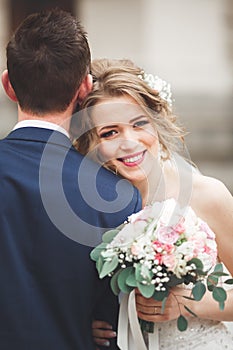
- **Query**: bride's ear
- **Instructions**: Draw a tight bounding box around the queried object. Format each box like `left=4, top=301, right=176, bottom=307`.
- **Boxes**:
left=1, top=70, right=18, bottom=102
left=76, top=73, right=93, bottom=103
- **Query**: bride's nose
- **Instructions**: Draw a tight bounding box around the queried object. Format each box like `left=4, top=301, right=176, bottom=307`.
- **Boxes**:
left=119, top=136, right=139, bottom=151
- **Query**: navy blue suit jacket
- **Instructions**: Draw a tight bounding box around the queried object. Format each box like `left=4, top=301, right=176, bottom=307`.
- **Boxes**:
left=0, top=127, right=141, bottom=350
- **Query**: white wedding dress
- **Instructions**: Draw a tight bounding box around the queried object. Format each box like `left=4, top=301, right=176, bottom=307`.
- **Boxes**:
left=155, top=317, right=233, bottom=349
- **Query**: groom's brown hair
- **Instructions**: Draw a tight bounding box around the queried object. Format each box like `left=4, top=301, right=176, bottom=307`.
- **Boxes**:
left=6, top=8, right=90, bottom=114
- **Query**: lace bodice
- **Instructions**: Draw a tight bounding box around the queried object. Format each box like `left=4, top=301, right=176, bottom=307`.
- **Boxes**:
left=157, top=318, right=233, bottom=349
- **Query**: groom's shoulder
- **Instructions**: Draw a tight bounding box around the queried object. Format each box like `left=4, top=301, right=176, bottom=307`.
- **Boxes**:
left=67, top=148, right=142, bottom=208
left=68, top=147, right=130, bottom=185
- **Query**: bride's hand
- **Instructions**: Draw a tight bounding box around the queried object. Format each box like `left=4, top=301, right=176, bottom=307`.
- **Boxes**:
left=135, top=287, right=192, bottom=323
left=92, top=320, right=117, bottom=348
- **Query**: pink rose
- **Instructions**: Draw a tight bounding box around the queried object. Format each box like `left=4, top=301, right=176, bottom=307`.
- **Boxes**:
left=157, top=226, right=179, bottom=245
left=172, top=218, right=185, bottom=234
left=199, top=221, right=215, bottom=239
left=162, top=253, right=176, bottom=270
left=203, top=245, right=217, bottom=265
left=188, top=237, right=205, bottom=254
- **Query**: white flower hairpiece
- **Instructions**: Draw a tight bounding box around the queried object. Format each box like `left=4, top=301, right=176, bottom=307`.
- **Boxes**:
left=139, top=72, right=173, bottom=107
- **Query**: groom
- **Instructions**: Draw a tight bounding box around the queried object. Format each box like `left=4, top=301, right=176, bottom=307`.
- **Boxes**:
left=0, top=8, right=141, bottom=350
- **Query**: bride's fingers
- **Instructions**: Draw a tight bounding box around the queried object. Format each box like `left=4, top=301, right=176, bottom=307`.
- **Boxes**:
left=136, top=302, right=161, bottom=315
left=137, top=304, right=177, bottom=322
left=136, top=293, right=162, bottom=307
left=137, top=310, right=170, bottom=323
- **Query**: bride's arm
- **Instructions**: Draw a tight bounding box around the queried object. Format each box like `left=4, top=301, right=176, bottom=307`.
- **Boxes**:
left=136, top=286, right=233, bottom=323
left=203, top=177, right=233, bottom=276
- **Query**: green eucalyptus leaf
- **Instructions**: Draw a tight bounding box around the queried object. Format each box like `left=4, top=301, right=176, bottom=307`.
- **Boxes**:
left=188, top=258, right=203, bottom=270
left=102, top=229, right=119, bottom=243
left=214, top=263, right=223, bottom=272
left=140, top=265, right=153, bottom=282
left=137, top=282, right=155, bottom=298
left=110, top=269, right=122, bottom=295
left=139, top=319, right=154, bottom=333
left=211, top=271, right=229, bottom=277
left=116, top=223, right=125, bottom=230
left=135, top=264, right=144, bottom=283
left=192, top=281, right=206, bottom=301
left=99, top=255, right=119, bottom=279
left=96, top=255, right=104, bottom=275
left=166, top=274, right=184, bottom=287
left=126, top=271, right=137, bottom=287
left=117, top=267, right=134, bottom=293
left=90, top=242, right=107, bottom=261
left=184, top=305, right=197, bottom=317
left=225, top=278, right=233, bottom=285
left=152, top=289, right=169, bottom=301
left=212, top=287, right=227, bottom=302
left=177, top=315, right=188, bottom=331
left=207, top=275, right=218, bottom=291
left=195, top=269, right=207, bottom=276
left=218, top=300, right=225, bottom=311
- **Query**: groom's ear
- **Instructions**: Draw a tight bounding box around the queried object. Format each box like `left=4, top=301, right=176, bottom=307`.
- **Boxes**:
left=76, top=73, right=93, bottom=103
left=1, top=70, right=18, bottom=102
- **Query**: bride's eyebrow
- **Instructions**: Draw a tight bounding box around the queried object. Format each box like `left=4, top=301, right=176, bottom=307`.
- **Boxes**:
left=97, top=124, right=118, bottom=132
left=97, top=115, right=148, bottom=132
left=130, top=115, right=148, bottom=123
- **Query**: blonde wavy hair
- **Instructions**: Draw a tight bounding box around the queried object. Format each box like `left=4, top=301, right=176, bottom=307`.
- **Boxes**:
left=73, top=58, right=186, bottom=163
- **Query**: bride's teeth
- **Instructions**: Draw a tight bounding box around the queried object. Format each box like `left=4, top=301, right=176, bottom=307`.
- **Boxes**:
left=123, top=153, right=143, bottom=163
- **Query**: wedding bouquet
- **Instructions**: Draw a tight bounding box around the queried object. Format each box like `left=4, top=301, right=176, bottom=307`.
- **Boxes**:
left=91, top=199, right=233, bottom=332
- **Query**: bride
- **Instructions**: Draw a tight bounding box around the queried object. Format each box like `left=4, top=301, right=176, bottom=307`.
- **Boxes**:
left=73, top=58, right=233, bottom=349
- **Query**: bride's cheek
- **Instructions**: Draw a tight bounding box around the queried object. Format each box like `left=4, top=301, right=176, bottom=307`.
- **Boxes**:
left=98, top=144, right=111, bottom=161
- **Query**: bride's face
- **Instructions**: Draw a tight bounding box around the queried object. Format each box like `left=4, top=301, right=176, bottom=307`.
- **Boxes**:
left=91, top=95, right=159, bottom=185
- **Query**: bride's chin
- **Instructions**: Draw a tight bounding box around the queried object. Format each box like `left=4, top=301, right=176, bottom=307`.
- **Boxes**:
left=121, top=171, right=147, bottom=184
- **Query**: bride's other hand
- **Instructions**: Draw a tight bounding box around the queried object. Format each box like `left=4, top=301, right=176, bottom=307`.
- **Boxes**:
left=92, top=320, right=117, bottom=348
left=135, top=287, right=191, bottom=323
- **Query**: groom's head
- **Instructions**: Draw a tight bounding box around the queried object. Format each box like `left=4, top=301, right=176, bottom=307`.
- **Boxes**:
left=4, top=8, right=91, bottom=115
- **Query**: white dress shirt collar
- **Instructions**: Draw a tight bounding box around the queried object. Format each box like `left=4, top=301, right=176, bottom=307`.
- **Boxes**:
left=13, top=120, right=70, bottom=139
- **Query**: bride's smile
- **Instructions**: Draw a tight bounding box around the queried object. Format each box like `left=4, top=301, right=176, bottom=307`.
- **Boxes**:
left=117, top=150, right=146, bottom=166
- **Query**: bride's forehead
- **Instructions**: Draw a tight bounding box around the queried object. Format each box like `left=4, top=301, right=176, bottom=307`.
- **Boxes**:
left=91, top=96, right=144, bottom=124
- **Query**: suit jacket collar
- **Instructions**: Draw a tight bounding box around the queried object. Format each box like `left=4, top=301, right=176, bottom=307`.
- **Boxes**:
left=5, top=127, right=73, bottom=149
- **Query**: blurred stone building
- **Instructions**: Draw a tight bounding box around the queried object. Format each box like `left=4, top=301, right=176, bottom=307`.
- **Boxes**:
left=0, top=0, right=232, bottom=192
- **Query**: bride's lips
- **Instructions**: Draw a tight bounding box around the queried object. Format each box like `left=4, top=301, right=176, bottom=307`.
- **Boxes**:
left=117, top=150, right=146, bottom=167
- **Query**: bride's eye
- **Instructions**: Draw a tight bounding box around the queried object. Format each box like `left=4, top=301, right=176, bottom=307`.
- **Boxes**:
left=133, top=120, right=149, bottom=128
left=100, top=130, right=117, bottom=138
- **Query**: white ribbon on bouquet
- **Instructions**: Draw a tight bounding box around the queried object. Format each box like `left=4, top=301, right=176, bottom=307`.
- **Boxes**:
left=117, top=290, right=159, bottom=350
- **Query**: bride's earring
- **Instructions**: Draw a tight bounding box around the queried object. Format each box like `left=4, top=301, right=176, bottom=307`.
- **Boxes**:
left=158, top=143, right=169, bottom=167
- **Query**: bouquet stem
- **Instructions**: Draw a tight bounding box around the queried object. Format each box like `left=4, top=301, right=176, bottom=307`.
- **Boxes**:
left=139, top=319, right=154, bottom=333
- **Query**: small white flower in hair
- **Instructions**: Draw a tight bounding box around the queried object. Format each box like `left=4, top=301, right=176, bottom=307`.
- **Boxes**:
left=139, top=72, right=173, bottom=108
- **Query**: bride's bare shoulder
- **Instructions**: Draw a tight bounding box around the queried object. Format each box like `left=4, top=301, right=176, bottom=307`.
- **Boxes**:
left=192, top=172, right=233, bottom=214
